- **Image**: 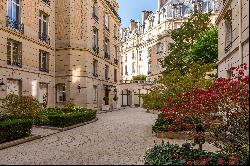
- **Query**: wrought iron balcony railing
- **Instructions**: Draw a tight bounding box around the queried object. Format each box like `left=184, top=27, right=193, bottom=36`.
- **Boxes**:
left=6, top=16, right=24, bottom=34
left=39, top=32, right=50, bottom=44
left=114, top=58, right=119, bottom=65
left=42, top=0, right=50, bottom=5
left=93, top=73, right=98, bottom=77
left=7, top=58, right=22, bottom=68
left=104, top=52, right=110, bottom=59
left=92, top=46, right=99, bottom=54
left=224, top=42, right=232, bottom=53
left=39, top=67, right=49, bottom=73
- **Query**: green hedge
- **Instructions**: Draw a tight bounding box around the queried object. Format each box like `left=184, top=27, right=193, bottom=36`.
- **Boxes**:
left=0, top=118, right=33, bottom=144
left=35, top=107, right=97, bottom=128
left=144, top=142, right=230, bottom=165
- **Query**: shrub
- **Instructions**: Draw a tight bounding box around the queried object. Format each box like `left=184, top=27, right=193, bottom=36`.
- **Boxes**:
left=35, top=107, right=97, bottom=128
left=144, top=142, right=231, bottom=165
left=132, top=75, right=146, bottom=81
left=0, top=118, right=33, bottom=144
left=0, top=94, right=42, bottom=119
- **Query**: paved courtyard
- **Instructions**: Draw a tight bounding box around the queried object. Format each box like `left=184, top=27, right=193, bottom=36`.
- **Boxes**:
left=0, top=108, right=218, bottom=165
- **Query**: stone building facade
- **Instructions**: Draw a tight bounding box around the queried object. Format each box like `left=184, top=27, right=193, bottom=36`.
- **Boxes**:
left=119, top=0, right=219, bottom=107
left=0, top=0, right=56, bottom=107
left=216, top=0, right=249, bottom=78
left=55, top=0, right=121, bottom=110
left=120, top=0, right=219, bottom=82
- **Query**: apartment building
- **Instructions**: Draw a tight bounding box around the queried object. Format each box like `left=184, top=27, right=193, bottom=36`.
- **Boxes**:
left=120, top=0, right=219, bottom=81
left=118, top=0, right=219, bottom=108
left=55, top=0, right=121, bottom=110
left=216, top=0, right=249, bottom=78
left=0, top=0, right=56, bottom=107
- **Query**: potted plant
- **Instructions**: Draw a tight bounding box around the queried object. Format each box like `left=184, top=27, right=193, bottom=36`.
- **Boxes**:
left=112, top=95, right=118, bottom=110
left=102, top=96, right=110, bottom=111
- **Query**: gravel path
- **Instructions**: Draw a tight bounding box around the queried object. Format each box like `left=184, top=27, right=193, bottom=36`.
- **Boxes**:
left=0, top=108, right=219, bottom=165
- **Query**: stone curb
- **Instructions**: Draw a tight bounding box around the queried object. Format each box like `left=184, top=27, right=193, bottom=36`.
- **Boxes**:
left=97, top=108, right=125, bottom=114
left=34, top=117, right=98, bottom=132
left=0, top=135, right=42, bottom=151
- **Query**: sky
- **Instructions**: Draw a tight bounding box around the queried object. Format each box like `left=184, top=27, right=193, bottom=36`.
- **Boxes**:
left=117, top=0, right=157, bottom=28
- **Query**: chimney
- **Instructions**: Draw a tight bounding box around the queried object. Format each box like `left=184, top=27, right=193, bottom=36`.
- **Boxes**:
left=142, top=10, right=152, bottom=22
left=158, top=0, right=168, bottom=10
left=130, top=19, right=138, bottom=32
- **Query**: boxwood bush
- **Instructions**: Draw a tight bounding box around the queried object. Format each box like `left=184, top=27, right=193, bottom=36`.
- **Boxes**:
left=144, top=142, right=231, bottom=165
left=0, top=118, right=33, bottom=144
left=35, top=107, right=97, bottom=128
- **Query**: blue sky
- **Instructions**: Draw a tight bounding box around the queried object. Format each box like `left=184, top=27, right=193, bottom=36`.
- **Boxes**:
left=117, top=0, right=157, bottom=28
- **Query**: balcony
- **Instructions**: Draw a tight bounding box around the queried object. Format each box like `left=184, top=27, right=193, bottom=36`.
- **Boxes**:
left=38, top=32, right=50, bottom=44
left=7, top=59, right=22, bottom=68
left=93, top=73, right=98, bottom=77
left=114, top=58, right=119, bottom=65
left=92, top=13, right=99, bottom=21
left=6, top=16, right=24, bottom=34
left=42, top=0, right=50, bottom=5
left=92, top=46, right=99, bottom=54
left=39, top=67, right=49, bottom=73
left=104, top=52, right=110, bottom=59
left=224, top=42, right=232, bottom=53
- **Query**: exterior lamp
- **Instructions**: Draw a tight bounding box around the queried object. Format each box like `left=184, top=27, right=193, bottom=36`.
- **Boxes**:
left=77, top=84, right=81, bottom=93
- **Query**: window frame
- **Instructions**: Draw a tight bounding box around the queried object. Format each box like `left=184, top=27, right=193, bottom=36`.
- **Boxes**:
left=39, top=50, right=49, bottom=72
left=56, top=83, right=66, bottom=103
left=7, top=38, right=22, bottom=67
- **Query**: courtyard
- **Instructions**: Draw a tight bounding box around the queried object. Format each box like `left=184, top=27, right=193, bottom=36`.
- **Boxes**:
left=0, top=108, right=217, bottom=165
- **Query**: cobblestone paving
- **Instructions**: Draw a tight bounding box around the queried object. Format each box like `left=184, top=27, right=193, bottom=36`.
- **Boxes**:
left=0, top=108, right=219, bottom=165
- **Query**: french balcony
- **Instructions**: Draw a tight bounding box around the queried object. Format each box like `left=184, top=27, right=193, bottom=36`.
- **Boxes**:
left=39, top=67, right=49, bottom=73
left=6, top=16, right=24, bottom=34
left=114, top=58, right=119, bottom=65
left=92, top=46, right=99, bottom=54
left=38, top=32, right=50, bottom=44
left=224, top=42, right=232, bottom=53
left=93, top=73, right=98, bottom=77
left=104, top=52, right=110, bottom=59
left=7, top=59, right=22, bottom=68
left=92, top=13, right=99, bottom=21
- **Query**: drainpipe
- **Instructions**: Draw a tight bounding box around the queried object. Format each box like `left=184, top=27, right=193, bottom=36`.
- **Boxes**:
left=239, top=0, right=243, bottom=64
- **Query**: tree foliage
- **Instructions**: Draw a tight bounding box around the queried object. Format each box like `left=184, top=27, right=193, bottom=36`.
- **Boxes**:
left=187, top=26, right=218, bottom=64
left=162, top=11, right=212, bottom=75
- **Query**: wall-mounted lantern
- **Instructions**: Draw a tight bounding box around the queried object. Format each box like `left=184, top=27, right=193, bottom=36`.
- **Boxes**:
left=77, top=84, right=81, bottom=93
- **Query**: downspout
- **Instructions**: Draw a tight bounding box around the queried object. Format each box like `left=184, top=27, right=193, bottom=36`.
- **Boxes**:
left=239, top=0, right=243, bottom=64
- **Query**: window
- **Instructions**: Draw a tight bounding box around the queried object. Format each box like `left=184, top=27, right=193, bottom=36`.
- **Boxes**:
left=224, top=11, right=232, bottom=53
left=7, top=39, right=22, bottom=67
left=93, top=0, right=98, bottom=19
left=132, top=51, right=135, bottom=59
left=125, top=55, right=127, bottom=62
left=114, top=24, right=117, bottom=38
left=148, top=63, right=151, bottom=74
left=139, top=52, right=142, bottom=61
left=38, top=83, right=48, bottom=106
left=156, top=42, right=164, bottom=53
left=114, top=69, right=117, bottom=82
left=104, top=38, right=110, bottom=58
left=132, top=62, right=135, bottom=73
left=56, top=84, right=66, bottom=102
left=105, top=65, right=109, bottom=80
left=104, top=12, right=109, bottom=30
left=6, top=79, right=21, bottom=96
left=114, top=46, right=118, bottom=64
left=93, top=85, right=97, bottom=101
left=93, top=27, right=99, bottom=52
left=148, top=47, right=152, bottom=58
left=39, top=50, right=49, bottom=72
left=93, top=59, right=98, bottom=77
left=39, top=11, right=50, bottom=44
left=125, top=65, right=128, bottom=75
left=7, top=0, right=23, bottom=32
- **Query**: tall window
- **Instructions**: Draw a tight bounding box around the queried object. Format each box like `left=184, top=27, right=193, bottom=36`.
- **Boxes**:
left=125, top=65, right=128, bottom=75
left=139, top=51, right=142, bottom=61
left=104, top=38, right=110, bottom=58
left=132, top=62, right=135, bottom=73
left=38, top=82, right=48, bottom=106
left=6, top=79, right=21, bottom=96
left=93, top=59, right=98, bottom=76
left=93, top=85, right=97, bottom=101
left=39, top=50, right=49, bottom=72
left=114, top=69, right=117, bottom=82
left=104, top=12, right=109, bottom=30
left=224, top=11, right=232, bottom=53
left=105, top=65, right=109, bottom=80
left=114, top=24, right=117, bottom=38
left=93, top=0, right=98, bottom=18
left=93, top=27, right=99, bottom=52
left=156, top=42, right=164, bottom=54
left=56, top=84, right=66, bottom=103
left=39, top=11, right=49, bottom=43
left=7, top=0, right=21, bottom=23
left=7, top=39, right=22, bottom=67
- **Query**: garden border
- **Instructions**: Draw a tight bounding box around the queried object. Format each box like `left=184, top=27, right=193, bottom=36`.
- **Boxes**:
left=34, top=117, right=98, bottom=132
left=0, top=135, right=41, bottom=150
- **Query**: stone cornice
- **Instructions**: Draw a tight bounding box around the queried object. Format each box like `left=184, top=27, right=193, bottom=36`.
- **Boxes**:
left=215, top=0, right=233, bottom=24
left=99, top=0, right=121, bottom=23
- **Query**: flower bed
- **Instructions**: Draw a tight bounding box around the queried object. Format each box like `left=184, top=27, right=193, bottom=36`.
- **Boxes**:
left=144, top=142, right=233, bottom=165
left=34, top=107, right=97, bottom=128
left=0, top=118, right=33, bottom=144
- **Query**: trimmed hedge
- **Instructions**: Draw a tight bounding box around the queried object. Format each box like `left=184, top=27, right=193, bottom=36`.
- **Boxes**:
left=0, top=118, right=33, bottom=144
left=144, top=142, right=231, bottom=165
left=35, top=107, right=97, bottom=128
